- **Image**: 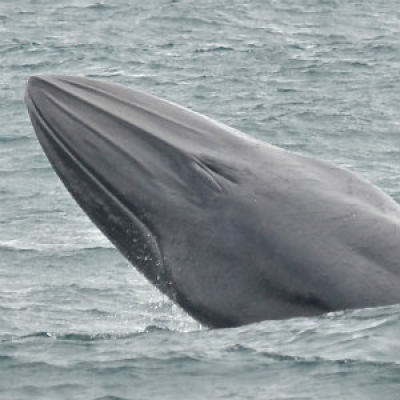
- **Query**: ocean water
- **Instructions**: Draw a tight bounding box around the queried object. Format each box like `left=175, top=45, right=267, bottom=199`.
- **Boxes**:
left=0, top=0, right=399, bottom=399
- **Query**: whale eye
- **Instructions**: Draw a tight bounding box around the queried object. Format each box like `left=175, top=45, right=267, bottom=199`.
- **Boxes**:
left=199, top=157, right=240, bottom=185
left=190, top=159, right=223, bottom=195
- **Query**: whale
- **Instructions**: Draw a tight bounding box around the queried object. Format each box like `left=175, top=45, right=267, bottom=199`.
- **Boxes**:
left=25, top=75, right=400, bottom=328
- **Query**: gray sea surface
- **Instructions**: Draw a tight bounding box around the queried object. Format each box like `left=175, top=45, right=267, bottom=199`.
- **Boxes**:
left=0, top=0, right=399, bottom=399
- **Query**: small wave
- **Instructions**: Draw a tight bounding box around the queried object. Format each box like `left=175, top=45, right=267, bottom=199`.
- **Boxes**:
left=143, top=324, right=173, bottom=334
left=13, top=331, right=134, bottom=342
left=277, top=87, right=297, bottom=93
left=0, top=304, right=29, bottom=312
left=0, top=243, right=39, bottom=254
left=11, top=60, right=56, bottom=72
left=225, top=344, right=255, bottom=354
left=150, top=15, right=220, bottom=27
left=46, top=332, right=130, bottom=341
left=255, top=350, right=400, bottom=368
left=85, top=2, right=116, bottom=10
left=11, top=326, right=175, bottom=343
left=0, top=239, right=113, bottom=253
left=0, top=135, right=31, bottom=144
left=195, top=45, right=234, bottom=53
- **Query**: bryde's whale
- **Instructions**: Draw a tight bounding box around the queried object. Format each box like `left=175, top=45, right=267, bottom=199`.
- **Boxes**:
left=25, top=75, right=400, bottom=328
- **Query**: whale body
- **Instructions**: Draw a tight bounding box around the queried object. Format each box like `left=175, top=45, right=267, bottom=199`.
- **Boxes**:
left=25, top=75, right=400, bottom=328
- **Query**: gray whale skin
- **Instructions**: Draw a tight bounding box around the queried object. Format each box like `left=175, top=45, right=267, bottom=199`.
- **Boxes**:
left=25, top=75, right=400, bottom=328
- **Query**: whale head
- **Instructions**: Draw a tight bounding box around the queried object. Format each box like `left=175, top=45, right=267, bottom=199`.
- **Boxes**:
left=25, top=75, right=263, bottom=326
left=25, top=75, right=400, bottom=328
